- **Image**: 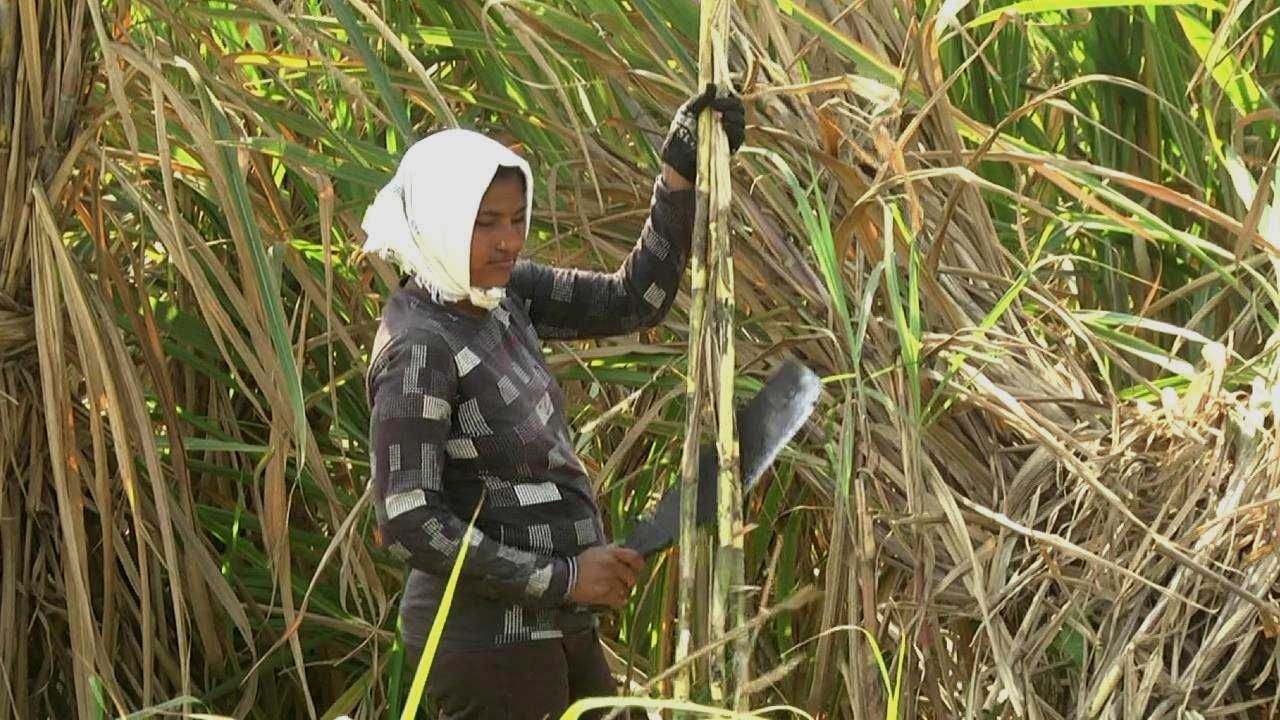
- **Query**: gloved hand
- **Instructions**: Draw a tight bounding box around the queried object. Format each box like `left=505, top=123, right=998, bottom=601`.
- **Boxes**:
left=660, top=83, right=746, bottom=184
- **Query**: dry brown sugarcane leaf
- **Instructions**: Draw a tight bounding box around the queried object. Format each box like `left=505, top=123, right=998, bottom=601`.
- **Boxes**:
left=960, top=360, right=1280, bottom=623
left=986, top=151, right=1275, bottom=255
left=39, top=183, right=206, bottom=709
left=816, top=104, right=843, bottom=157
left=30, top=188, right=97, bottom=719
left=261, top=422, right=318, bottom=717
left=1233, top=144, right=1278, bottom=260
left=106, top=162, right=275, bottom=418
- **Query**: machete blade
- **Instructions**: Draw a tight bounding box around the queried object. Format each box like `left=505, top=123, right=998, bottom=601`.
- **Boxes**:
left=620, top=359, right=821, bottom=557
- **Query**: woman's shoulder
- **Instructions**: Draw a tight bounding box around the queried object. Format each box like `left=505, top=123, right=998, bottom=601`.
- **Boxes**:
left=383, top=285, right=453, bottom=336
left=367, top=288, right=458, bottom=382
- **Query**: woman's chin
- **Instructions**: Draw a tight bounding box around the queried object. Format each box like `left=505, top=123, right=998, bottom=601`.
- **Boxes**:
left=473, top=268, right=513, bottom=288
left=472, top=274, right=510, bottom=289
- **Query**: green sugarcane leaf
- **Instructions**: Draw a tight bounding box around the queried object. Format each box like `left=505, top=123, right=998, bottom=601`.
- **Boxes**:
left=200, top=82, right=311, bottom=474
left=968, top=0, right=1223, bottom=28
left=1177, top=9, right=1266, bottom=113
left=325, top=0, right=415, bottom=143
left=400, top=503, right=483, bottom=720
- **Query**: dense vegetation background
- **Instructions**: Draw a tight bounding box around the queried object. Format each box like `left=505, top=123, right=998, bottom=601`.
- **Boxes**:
left=4, top=0, right=1278, bottom=718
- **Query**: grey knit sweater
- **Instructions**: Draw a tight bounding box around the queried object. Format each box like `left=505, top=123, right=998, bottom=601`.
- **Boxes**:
left=366, top=175, right=694, bottom=649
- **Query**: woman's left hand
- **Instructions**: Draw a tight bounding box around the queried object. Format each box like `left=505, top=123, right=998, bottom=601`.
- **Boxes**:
left=660, top=84, right=746, bottom=184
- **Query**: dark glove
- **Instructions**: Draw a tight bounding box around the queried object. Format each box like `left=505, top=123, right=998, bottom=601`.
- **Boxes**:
left=660, top=83, right=746, bottom=184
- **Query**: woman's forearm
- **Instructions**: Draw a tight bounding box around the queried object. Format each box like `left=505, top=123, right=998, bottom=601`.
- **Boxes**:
left=662, top=162, right=693, bottom=191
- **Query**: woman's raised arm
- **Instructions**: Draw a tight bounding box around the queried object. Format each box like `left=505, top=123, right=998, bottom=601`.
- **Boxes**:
left=506, top=173, right=695, bottom=340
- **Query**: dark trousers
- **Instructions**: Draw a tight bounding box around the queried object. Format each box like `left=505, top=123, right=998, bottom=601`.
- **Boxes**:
left=408, top=627, right=622, bottom=720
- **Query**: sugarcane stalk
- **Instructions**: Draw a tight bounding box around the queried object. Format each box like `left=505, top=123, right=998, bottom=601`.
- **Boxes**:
left=704, top=13, right=747, bottom=710
left=674, top=129, right=710, bottom=710
left=676, top=0, right=744, bottom=710
left=708, top=116, right=745, bottom=707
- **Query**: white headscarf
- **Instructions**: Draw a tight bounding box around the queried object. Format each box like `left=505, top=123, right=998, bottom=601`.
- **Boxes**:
left=361, top=129, right=533, bottom=311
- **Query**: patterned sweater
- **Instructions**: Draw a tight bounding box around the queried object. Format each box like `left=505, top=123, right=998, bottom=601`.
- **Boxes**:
left=366, top=175, right=695, bottom=649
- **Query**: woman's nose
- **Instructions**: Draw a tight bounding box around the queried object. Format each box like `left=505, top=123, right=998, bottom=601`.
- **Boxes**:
left=498, top=227, right=521, bottom=251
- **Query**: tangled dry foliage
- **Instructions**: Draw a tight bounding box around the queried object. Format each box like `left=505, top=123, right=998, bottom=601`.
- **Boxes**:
left=4, top=0, right=1279, bottom=718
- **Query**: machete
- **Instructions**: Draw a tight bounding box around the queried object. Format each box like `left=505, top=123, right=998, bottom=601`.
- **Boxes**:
left=618, top=359, right=820, bottom=558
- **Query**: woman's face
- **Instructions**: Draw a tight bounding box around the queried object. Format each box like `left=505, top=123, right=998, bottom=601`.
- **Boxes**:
left=470, top=173, right=526, bottom=289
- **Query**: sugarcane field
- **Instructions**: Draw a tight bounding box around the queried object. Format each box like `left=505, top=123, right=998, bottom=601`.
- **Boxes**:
left=5, top=0, right=1280, bottom=718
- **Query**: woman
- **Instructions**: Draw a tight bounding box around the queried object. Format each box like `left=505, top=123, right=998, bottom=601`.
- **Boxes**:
left=363, top=86, right=744, bottom=719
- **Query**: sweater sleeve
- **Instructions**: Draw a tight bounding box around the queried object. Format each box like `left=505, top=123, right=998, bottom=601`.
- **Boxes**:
left=367, top=327, right=577, bottom=607
left=507, top=174, right=696, bottom=340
